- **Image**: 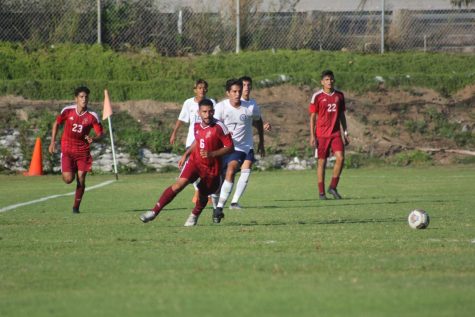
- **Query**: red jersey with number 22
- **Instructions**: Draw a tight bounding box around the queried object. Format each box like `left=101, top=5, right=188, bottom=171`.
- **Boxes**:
left=190, top=119, right=233, bottom=177
left=309, top=89, right=346, bottom=138
left=56, top=105, right=103, bottom=154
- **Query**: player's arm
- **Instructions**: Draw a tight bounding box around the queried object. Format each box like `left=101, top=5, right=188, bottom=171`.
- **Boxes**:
left=204, top=143, right=234, bottom=159
left=170, top=120, right=184, bottom=145
left=178, top=141, right=195, bottom=168
left=253, top=118, right=266, bottom=157
left=85, top=122, right=105, bottom=144
left=48, top=120, right=60, bottom=154
left=339, top=111, right=349, bottom=145
left=309, top=112, right=317, bottom=147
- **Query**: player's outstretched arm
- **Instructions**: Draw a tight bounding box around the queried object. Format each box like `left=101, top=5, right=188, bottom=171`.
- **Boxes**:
left=48, top=121, right=59, bottom=154
left=309, top=113, right=317, bottom=147
left=170, top=120, right=183, bottom=145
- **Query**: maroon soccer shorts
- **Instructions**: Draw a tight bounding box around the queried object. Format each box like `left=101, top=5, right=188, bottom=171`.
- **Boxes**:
left=317, top=135, right=344, bottom=159
left=180, top=160, right=220, bottom=196
left=61, top=152, right=93, bottom=173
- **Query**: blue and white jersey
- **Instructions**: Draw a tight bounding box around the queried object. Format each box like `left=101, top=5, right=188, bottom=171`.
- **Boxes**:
left=214, top=99, right=261, bottom=154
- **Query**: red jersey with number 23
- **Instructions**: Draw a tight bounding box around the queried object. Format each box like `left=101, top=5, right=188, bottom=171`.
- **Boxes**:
left=56, top=105, right=103, bottom=154
left=309, top=89, right=346, bottom=138
left=190, top=119, right=233, bottom=177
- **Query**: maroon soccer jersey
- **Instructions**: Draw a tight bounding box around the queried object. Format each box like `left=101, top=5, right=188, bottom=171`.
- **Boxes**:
left=189, top=119, right=233, bottom=176
left=309, top=89, right=346, bottom=138
left=56, top=105, right=103, bottom=154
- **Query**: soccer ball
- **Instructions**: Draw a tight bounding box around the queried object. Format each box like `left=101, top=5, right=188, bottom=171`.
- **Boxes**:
left=407, top=209, right=430, bottom=229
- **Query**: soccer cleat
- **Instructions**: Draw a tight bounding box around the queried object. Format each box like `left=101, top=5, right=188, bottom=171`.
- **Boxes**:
left=229, top=203, right=242, bottom=210
left=213, top=207, right=225, bottom=223
left=328, top=187, right=342, bottom=199
left=72, top=207, right=80, bottom=214
left=319, top=194, right=327, bottom=200
left=140, top=210, right=157, bottom=223
left=184, top=213, right=199, bottom=227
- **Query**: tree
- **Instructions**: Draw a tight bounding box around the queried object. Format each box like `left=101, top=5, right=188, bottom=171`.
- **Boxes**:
left=451, top=0, right=474, bottom=7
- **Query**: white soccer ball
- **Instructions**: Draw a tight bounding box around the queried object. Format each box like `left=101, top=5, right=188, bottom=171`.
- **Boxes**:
left=408, top=209, right=430, bottom=229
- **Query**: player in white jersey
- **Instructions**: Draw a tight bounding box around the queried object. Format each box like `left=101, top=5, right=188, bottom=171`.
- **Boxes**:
left=211, top=78, right=262, bottom=223
left=229, top=76, right=271, bottom=210
left=169, top=79, right=216, bottom=203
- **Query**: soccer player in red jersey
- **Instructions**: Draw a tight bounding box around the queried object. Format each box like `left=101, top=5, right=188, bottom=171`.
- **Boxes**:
left=48, top=86, right=104, bottom=213
left=140, top=99, right=234, bottom=226
left=309, top=70, right=350, bottom=200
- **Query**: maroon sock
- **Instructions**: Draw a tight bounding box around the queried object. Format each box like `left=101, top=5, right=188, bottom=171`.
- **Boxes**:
left=318, top=182, right=325, bottom=195
left=191, top=194, right=208, bottom=216
left=73, top=185, right=85, bottom=209
left=152, top=186, right=177, bottom=214
left=330, top=177, right=340, bottom=189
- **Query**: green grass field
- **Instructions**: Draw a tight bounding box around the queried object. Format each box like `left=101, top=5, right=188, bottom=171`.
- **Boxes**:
left=1, top=167, right=474, bottom=317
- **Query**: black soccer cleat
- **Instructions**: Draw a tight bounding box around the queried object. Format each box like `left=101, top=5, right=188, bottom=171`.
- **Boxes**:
left=319, top=194, right=327, bottom=200
left=328, top=187, right=342, bottom=199
left=213, top=207, right=225, bottom=224
left=72, top=207, right=80, bottom=214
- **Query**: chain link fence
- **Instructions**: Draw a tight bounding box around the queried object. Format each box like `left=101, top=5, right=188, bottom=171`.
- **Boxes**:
left=1, top=0, right=474, bottom=55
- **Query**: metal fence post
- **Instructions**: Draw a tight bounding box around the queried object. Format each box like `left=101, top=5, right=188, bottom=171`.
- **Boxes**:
left=381, top=0, right=385, bottom=54
left=236, top=0, right=241, bottom=53
left=97, top=0, right=102, bottom=44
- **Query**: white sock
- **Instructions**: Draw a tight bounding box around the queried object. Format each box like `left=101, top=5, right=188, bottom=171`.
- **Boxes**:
left=231, top=169, right=251, bottom=204
left=211, top=194, right=219, bottom=209
left=217, top=180, right=233, bottom=208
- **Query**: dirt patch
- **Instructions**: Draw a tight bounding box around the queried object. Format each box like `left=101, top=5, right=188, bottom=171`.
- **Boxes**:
left=1, top=84, right=474, bottom=163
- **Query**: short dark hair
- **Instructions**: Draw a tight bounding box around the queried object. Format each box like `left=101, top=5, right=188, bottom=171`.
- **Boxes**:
left=199, top=98, right=214, bottom=108
left=194, top=79, right=208, bottom=89
left=225, top=78, right=243, bottom=92
left=239, top=76, right=252, bottom=85
left=321, top=70, right=334, bottom=79
left=74, top=86, right=90, bottom=96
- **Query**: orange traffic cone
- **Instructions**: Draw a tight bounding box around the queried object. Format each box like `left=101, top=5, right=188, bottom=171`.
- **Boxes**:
left=26, top=137, right=43, bottom=176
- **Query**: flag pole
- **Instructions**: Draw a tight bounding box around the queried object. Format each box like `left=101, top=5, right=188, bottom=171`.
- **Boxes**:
left=103, top=89, right=118, bottom=180
left=107, top=116, right=119, bottom=180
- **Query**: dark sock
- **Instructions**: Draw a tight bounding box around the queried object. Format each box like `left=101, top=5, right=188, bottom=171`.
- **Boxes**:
left=330, top=177, right=340, bottom=189
left=73, top=185, right=85, bottom=209
left=318, top=182, right=325, bottom=195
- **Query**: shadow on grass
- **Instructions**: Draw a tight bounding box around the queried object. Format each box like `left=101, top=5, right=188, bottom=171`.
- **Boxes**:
left=224, top=216, right=406, bottom=227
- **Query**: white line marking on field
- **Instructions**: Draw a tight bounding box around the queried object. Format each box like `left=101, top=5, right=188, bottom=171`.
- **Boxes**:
left=0, top=180, right=115, bottom=213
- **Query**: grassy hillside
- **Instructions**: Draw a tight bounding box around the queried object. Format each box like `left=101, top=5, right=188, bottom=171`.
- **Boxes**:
left=1, top=43, right=474, bottom=101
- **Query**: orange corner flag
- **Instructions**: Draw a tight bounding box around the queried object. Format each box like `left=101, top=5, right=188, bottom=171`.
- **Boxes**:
left=102, top=89, right=113, bottom=120
left=26, top=137, right=43, bottom=176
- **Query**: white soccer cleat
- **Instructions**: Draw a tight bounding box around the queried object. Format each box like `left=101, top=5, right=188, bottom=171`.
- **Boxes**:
left=140, top=210, right=157, bottom=223
left=184, top=213, right=199, bottom=227
left=229, top=202, right=243, bottom=210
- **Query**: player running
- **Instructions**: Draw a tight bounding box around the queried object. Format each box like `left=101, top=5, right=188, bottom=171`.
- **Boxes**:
left=228, top=76, right=271, bottom=210
left=48, top=86, right=104, bottom=213
left=140, top=99, right=234, bottom=226
left=169, top=79, right=216, bottom=203
left=309, top=70, right=349, bottom=200
left=211, top=78, right=263, bottom=223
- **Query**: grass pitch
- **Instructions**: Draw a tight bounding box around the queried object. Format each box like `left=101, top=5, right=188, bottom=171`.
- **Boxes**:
left=1, top=166, right=474, bottom=317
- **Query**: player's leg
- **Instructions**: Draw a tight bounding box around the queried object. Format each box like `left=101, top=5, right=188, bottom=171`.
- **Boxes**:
left=72, top=153, right=93, bottom=213
left=317, top=138, right=330, bottom=200
left=328, top=136, right=345, bottom=199
left=185, top=176, right=218, bottom=227
left=141, top=160, right=197, bottom=223
left=72, top=170, right=87, bottom=213
left=191, top=180, right=199, bottom=203
left=60, top=152, right=75, bottom=184
left=230, top=160, right=252, bottom=209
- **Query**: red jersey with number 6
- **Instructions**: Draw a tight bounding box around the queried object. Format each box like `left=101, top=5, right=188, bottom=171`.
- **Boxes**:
left=190, top=119, right=233, bottom=177
left=56, top=105, right=103, bottom=154
left=309, top=89, right=346, bottom=138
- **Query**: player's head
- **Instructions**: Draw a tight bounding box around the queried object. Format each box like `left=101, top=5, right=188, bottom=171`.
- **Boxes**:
left=320, top=70, right=335, bottom=92
left=74, top=86, right=90, bottom=109
left=239, top=76, right=252, bottom=99
left=225, top=78, right=243, bottom=106
left=198, top=98, right=214, bottom=125
left=194, top=79, right=208, bottom=100
left=74, top=86, right=90, bottom=97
